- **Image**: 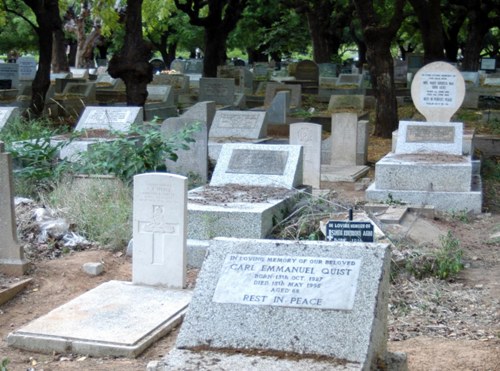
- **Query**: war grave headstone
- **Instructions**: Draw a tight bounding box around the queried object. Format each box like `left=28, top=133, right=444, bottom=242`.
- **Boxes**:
left=162, top=117, right=208, bottom=183
left=264, top=82, right=302, bottom=108
left=187, top=143, right=305, bottom=246
left=0, top=107, right=19, bottom=130
left=7, top=173, right=193, bottom=358
left=144, top=85, right=177, bottom=120
left=0, top=142, right=30, bottom=275
left=290, top=122, right=321, bottom=189
left=321, top=113, right=370, bottom=182
left=17, top=56, right=37, bottom=81
left=0, top=63, right=19, bottom=89
left=199, top=77, right=235, bottom=106
left=208, top=110, right=268, bottom=161
left=159, top=238, right=406, bottom=371
left=366, top=61, right=482, bottom=213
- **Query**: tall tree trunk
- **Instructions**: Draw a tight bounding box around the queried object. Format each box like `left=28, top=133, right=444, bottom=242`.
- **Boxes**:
left=306, top=6, right=340, bottom=63
left=203, top=26, right=228, bottom=77
left=408, top=0, right=445, bottom=63
left=108, top=0, right=153, bottom=106
left=52, top=28, right=70, bottom=72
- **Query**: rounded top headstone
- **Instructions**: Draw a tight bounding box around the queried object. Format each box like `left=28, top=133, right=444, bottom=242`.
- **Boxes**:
left=410, top=61, right=465, bottom=122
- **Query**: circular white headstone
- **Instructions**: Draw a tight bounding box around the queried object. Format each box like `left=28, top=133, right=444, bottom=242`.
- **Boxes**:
left=411, top=62, right=465, bottom=122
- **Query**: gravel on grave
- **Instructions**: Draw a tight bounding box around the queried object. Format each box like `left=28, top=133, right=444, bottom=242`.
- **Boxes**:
left=188, top=184, right=297, bottom=205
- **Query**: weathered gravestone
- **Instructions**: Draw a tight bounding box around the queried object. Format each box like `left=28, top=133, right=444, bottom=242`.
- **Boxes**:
left=336, top=74, right=363, bottom=88
left=62, top=82, right=96, bottom=100
left=70, top=68, right=89, bottom=79
left=162, top=118, right=208, bottom=183
left=209, top=110, right=267, bottom=140
left=290, top=122, right=321, bottom=189
left=264, top=82, right=302, bottom=107
left=295, top=60, right=319, bottom=85
left=0, top=142, right=30, bottom=275
left=266, top=90, right=290, bottom=124
left=366, top=62, right=482, bottom=212
left=328, top=94, right=365, bottom=111
left=0, top=107, right=20, bottom=131
left=217, top=65, right=253, bottom=94
left=181, top=101, right=216, bottom=131
left=0, top=64, right=19, bottom=89
left=318, top=63, right=337, bottom=77
left=199, top=78, right=235, bottom=105
left=75, top=106, right=143, bottom=132
left=8, top=173, right=192, bottom=357
left=160, top=238, right=406, bottom=370
left=210, top=143, right=303, bottom=189
left=17, top=56, right=37, bottom=81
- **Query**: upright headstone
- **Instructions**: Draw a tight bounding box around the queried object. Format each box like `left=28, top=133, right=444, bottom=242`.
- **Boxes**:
left=264, top=82, right=302, bottom=107
left=266, top=90, right=290, bottom=124
left=0, top=142, right=30, bottom=275
left=328, top=94, right=365, bottom=111
left=17, top=56, right=37, bottom=81
left=330, top=112, right=360, bottom=165
left=318, top=63, right=337, bottom=77
left=410, top=61, right=465, bottom=122
left=209, top=110, right=267, bottom=139
left=170, top=59, right=187, bottom=73
left=162, top=118, right=208, bottom=183
left=336, top=74, right=363, bottom=87
left=180, top=101, right=216, bottom=130
left=0, top=64, right=19, bottom=89
left=295, top=60, right=319, bottom=84
left=290, top=122, right=322, bottom=189
left=75, top=106, right=143, bottom=132
left=62, top=82, right=96, bottom=100
left=209, top=143, right=303, bottom=189
left=199, top=78, right=235, bottom=105
left=217, top=65, right=253, bottom=93
left=146, top=85, right=174, bottom=105
left=133, top=173, right=187, bottom=288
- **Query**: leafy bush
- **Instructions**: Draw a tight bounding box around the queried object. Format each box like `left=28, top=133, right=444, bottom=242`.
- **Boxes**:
left=73, top=122, right=201, bottom=183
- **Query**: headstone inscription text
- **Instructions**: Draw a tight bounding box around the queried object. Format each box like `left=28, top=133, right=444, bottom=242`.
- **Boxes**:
left=85, top=109, right=130, bottom=125
left=212, top=254, right=361, bottom=310
left=419, top=72, right=457, bottom=107
left=325, top=221, right=374, bottom=242
left=227, top=149, right=288, bottom=175
left=217, top=113, right=258, bottom=129
left=406, top=125, right=455, bottom=143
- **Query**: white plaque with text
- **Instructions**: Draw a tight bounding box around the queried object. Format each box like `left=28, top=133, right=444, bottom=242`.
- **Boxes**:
left=212, top=254, right=361, bottom=310
left=419, top=72, right=457, bottom=107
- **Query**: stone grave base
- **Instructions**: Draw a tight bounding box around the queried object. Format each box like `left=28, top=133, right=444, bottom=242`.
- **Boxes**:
left=320, top=165, right=370, bottom=182
left=7, top=280, right=192, bottom=358
left=0, top=258, right=31, bottom=276
left=187, top=185, right=306, bottom=240
left=365, top=178, right=482, bottom=213
left=373, top=153, right=472, bottom=192
left=155, top=348, right=408, bottom=371
left=392, top=129, right=475, bottom=156
left=208, top=138, right=271, bottom=162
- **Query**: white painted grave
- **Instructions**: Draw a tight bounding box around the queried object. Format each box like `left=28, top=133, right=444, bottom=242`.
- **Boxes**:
left=75, top=106, right=143, bottom=131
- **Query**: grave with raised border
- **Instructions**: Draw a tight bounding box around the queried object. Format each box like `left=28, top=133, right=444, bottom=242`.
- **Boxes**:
left=158, top=237, right=406, bottom=371
left=187, top=143, right=305, bottom=243
left=366, top=61, right=482, bottom=213
left=7, top=173, right=192, bottom=358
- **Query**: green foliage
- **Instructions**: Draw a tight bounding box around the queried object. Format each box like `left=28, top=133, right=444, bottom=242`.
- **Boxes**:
left=385, top=193, right=405, bottom=205
left=46, top=177, right=132, bottom=251
left=435, top=231, right=464, bottom=279
left=73, top=122, right=201, bottom=183
left=0, top=358, right=8, bottom=371
left=449, top=209, right=472, bottom=223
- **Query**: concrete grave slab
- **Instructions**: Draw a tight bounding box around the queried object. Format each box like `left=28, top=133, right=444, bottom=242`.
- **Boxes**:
left=166, top=238, right=393, bottom=370
left=210, top=143, right=303, bottom=189
left=336, top=74, right=363, bottom=87
left=75, top=106, right=143, bottom=132
left=0, top=107, right=19, bottom=130
left=181, top=101, right=216, bottom=130
left=0, top=64, right=19, bottom=89
left=266, top=90, right=290, bottom=124
left=395, top=121, right=464, bottom=155
left=290, top=122, right=321, bottom=189
left=410, top=61, right=465, bottom=122
left=264, top=82, right=302, bottom=107
left=328, top=95, right=365, bottom=111
left=17, top=56, right=37, bottom=80
left=209, top=110, right=267, bottom=139
left=199, top=78, right=235, bottom=105
left=7, top=280, right=191, bottom=358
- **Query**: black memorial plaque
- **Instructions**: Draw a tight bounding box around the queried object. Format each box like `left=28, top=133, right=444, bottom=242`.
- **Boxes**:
left=325, top=221, right=374, bottom=242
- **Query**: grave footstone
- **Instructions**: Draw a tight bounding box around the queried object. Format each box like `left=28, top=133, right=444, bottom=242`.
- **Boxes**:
left=162, top=118, right=208, bottom=183
left=290, top=122, right=321, bottom=189
left=161, top=238, right=406, bottom=370
left=0, top=142, right=30, bottom=275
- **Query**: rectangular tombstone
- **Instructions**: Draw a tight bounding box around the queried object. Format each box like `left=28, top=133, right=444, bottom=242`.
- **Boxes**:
left=184, top=59, right=203, bottom=74
left=336, top=74, right=363, bottom=87
left=318, top=63, right=337, bottom=77
left=95, top=73, right=118, bottom=88
left=62, top=82, right=96, bottom=100
left=181, top=101, right=216, bottom=130
left=0, top=142, right=29, bottom=275
left=210, top=143, right=303, bottom=189
left=330, top=112, right=359, bottom=165
left=209, top=110, right=267, bottom=139
left=174, top=238, right=391, bottom=370
left=290, top=122, right=322, bottom=189
left=0, top=107, right=20, bottom=130
left=152, top=74, right=190, bottom=94
left=217, top=66, right=253, bottom=93
left=0, top=64, right=19, bottom=89
left=199, top=78, right=235, bottom=105
left=483, top=77, right=500, bottom=86
left=75, top=106, right=143, bottom=132
left=162, top=118, right=208, bottom=183
left=395, top=121, right=463, bottom=155
left=70, top=68, right=89, bottom=79
left=264, top=82, right=302, bottom=107
left=461, top=72, right=479, bottom=87
left=133, top=173, right=187, bottom=288
left=328, top=94, right=365, bottom=111
left=295, top=60, right=319, bottom=83
left=17, top=57, right=37, bottom=80
left=147, top=85, right=174, bottom=105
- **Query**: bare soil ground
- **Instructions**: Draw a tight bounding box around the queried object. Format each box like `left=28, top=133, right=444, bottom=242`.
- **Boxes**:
left=1, top=137, right=499, bottom=370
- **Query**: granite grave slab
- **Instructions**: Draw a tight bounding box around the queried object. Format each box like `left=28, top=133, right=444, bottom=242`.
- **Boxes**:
left=290, top=122, right=321, bottom=189
left=209, top=110, right=267, bottom=139
left=75, top=106, right=143, bottom=132
left=199, top=78, right=235, bottom=105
